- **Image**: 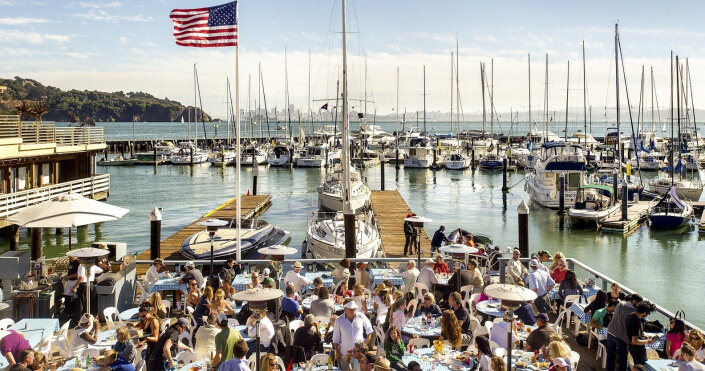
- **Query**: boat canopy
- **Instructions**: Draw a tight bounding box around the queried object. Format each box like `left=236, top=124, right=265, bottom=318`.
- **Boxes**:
left=580, top=184, right=614, bottom=194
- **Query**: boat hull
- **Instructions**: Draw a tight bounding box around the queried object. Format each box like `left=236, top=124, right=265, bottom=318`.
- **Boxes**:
left=180, top=223, right=291, bottom=260
left=568, top=205, right=620, bottom=224
left=445, top=160, right=469, bottom=170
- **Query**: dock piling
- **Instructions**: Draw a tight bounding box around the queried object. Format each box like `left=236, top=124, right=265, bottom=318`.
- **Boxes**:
left=517, top=200, right=529, bottom=257
left=558, top=173, right=566, bottom=215
left=9, top=225, right=19, bottom=251
left=502, top=158, right=509, bottom=192
left=471, top=147, right=476, bottom=169
left=150, top=207, right=162, bottom=260
left=30, top=228, right=42, bottom=260
left=253, top=164, right=258, bottom=196
left=621, top=179, right=628, bottom=221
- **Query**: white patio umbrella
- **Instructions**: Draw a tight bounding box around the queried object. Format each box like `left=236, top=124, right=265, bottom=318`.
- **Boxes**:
left=67, top=247, right=110, bottom=315
left=403, top=215, right=433, bottom=223
left=6, top=193, right=129, bottom=249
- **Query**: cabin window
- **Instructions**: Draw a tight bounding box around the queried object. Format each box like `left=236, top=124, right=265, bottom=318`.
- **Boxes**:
left=41, top=163, right=51, bottom=185
left=13, top=167, right=27, bottom=192
left=567, top=173, right=582, bottom=191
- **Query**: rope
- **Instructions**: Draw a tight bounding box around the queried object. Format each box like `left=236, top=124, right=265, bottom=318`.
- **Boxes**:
left=505, top=173, right=527, bottom=189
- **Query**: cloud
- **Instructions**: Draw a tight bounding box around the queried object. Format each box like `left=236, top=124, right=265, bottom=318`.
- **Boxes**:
left=66, top=52, right=90, bottom=59
left=139, top=41, right=156, bottom=47
left=76, top=1, right=121, bottom=8
left=72, top=9, right=152, bottom=22
left=0, top=30, right=70, bottom=44
left=0, top=17, right=49, bottom=25
left=118, top=36, right=127, bottom=45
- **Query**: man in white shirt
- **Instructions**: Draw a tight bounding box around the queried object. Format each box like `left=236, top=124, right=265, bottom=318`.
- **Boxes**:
left=283, top=261, right=312, bottom=293
left=399, top=260, right=420, bottom=293
left=144, top=258, right=165, bottom=292
left=333, top=301, right=373, bottom=371
left=506, top=248, right=528, bottom=286
left=416, top=258, right=438, bottom=294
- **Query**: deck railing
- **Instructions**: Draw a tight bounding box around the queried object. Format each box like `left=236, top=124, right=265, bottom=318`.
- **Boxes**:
left=497, top=257, right=704, bottom=334
left=0, top=174, right=110, bottom=219
left=0, top=115, right=104, bottom=145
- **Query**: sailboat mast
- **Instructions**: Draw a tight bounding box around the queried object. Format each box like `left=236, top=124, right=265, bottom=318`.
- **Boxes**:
left=676, top=55, right=681, bottom=181
left=396, top=67, right=399, bottom=136
left=670, top=51, right=674, bottom=185
left=481, top=63, right=486, bottom=134
left=544, top=54, right=548, bottom=143
left=193, top=63, right=197, bottom=143
left=450, top=52, right=453, bottom=131
left=456, top=39, right=460, bottom=135
left=285, top=46, right=291, bottom=136
left=423, top=65, right=427, bottom=134
left=226, top=78, right=231, bottom=144
left=582, top=40, right=587, bottom=144
left=565, top=60, right=569, bottom=141
left=341, top=0, right=355, bottom=261
left=490, top=58, right=494, bottom=135
left=528, top=54, right=532, bottom=133
left=308, top=50, right=312, bottom=138
left=615, top=24, right=621, bottom=165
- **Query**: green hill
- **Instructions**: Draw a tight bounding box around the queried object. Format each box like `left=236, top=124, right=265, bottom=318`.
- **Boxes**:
left=0, top=76, right=211, bottom=122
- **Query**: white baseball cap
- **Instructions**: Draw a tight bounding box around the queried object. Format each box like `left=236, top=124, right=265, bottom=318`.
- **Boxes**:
left=343, top=301, right=359, bottom=310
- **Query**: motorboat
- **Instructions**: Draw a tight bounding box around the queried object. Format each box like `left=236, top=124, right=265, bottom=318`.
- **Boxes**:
left=97, top=155, right=136, bottom=166
left=170, top=142, right=209, bottom=164
left=351, top=148, right=381, bottom=169
left=478, top=153, right=504, bottom=170
left=297, top=143, right=339, bottom=167
left=649, top=176, right=703, bottom=201
left=630, top=152, right=665, bottom=171
left=304, top=211, right=381, bottom=260
left=596, top=149, right=620, bottom=172
left=445, top=152, right=470, bottom=170
left=524, top=142, right=587, bottom=208
left=383, top=146, right=407, bottom=164
left=180, top=219, right=291, bottom=259
left=649, top=186, right=694, bottom=229
left=568, top=184, right=620, bottom=224
left=209, top=148, right=237, bottom=167
left=404, top=137, right=435, bottom=168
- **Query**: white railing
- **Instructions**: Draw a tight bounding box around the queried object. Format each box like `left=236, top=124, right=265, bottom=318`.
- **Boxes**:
left=0, top=116, right=104, bottom=145
left=0, top=174, right=110, bottom=219
left=55, top=127, right=104, bottom=146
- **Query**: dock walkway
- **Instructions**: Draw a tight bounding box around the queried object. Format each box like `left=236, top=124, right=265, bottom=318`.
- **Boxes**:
left=599, top=201, right=651, bottom=234
left=136, top=195, right=271, bottom=274
left=370, top=190, right=429, bottom=257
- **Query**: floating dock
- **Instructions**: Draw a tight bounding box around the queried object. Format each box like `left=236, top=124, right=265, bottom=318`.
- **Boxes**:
left=598, top=201, right=651, bottom=235
left=370, top=190, right=429, bottom=257
left=136, top=194, right=271, bottom=274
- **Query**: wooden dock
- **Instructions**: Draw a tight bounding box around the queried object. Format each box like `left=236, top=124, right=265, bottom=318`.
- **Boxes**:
left=136, top=195, right=272, bottom=274
left=599, top=201, right=651, bottom=235
left=370, top=190, right=429, bottom=257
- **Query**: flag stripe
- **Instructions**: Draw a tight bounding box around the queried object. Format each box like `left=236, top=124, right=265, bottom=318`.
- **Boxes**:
left=171, top=1, right=237, bottom=48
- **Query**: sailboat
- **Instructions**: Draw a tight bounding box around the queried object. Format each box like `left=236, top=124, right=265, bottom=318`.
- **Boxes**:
left=305, top=0, right=381, bottom=260
left=649, top=186, right=693, bottom=228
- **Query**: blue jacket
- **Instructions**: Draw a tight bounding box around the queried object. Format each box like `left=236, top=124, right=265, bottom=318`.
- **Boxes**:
left=431, top=229, right=448, bottom=247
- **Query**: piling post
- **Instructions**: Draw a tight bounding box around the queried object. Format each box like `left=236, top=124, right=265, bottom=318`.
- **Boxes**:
left=252, top=164, right=258, bottom=196
left=432, top=142, right=437, bottom=168
left=380, top=143, right=385, bottom=191
left=471, top=147, right=476, bottom=169
left=394, top=142, right=400, bottom=170
left=558, top=172, right=566, bottom=215
left=612, top=169, right=619, bottom=205
left=621, top=178, right=628, bottom=221
left=190, top=146, right=194, bottom=165
left=517, top=200, right=529, bottom=257
left=150, top=207, right=162, bottom=260
left=466, top=141, right=470, bottom=156
left=30, top=228, right=42, bottom=260
left=152, top=146, right=157, bottom=166
left=502, top=158, right=509, bottom=192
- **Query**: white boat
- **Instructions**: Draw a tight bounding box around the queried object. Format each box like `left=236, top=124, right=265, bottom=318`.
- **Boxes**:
left=305, top=211, right=381, bottom=260
left=209, top=150, right=236, bottom=167
left=241, top=147, right=267, bottom=166
left=566, top=132, right=599, bottom=150
left=169, top=142, right=209, bottom=164
left=649, top=176, right=703, bottom=201
left=317, top=168, right=371, bottom=213
left=383, top=146, right=407, bottom=163
left=568, top=184, right=619, bottom=224
left=444, top=152, right=470, bottom=170
left=296, top=143, right=339, bottom=167
left=404, top=137, right=434, bottom=168
left=267, top=143, right=297, bottom=166
left=524, top=142, right=587, bottom=208
left=630, top=152, right=665, bottom=171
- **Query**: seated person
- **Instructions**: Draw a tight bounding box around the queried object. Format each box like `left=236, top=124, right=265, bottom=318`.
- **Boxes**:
left=433, top=255, right=450, bottom=274
left=292, top=314, right=322, bottom=358
left=70, top=314, right=100, bottom=358
left=281, top=284, right=303, bottom=321
left=96, top=349, right=135, bottom=371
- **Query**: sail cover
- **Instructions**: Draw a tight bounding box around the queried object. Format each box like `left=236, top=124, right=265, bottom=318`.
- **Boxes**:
left=668, top=186, right=687, bottom=210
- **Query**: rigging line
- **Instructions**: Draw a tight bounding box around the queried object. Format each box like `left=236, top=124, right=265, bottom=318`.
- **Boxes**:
left=617, top=36, right=643, bottom=184
left=686, top=60, right=701, bottom=159
left=604, top=45, right=615, bottom=121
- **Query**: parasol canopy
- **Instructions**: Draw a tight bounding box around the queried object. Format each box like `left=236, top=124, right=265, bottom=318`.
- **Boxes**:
left=439, top=244, right=479, bottom=255
left=257, top=245, right=297, bottom=256
left=232, top=287, right=284, bottom=302
left=404, top=216, right=433, bottom=223
left=484, top=283, right=538, bottom=302
left=66, top=247, right=110, bottom=259
left=6, top=193, right=129, bottom=228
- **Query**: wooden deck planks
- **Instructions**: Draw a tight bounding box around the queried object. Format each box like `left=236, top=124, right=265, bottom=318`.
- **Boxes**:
left=599, top=201, right=651, bottom=235
left=136, top=195, right=271, bottom=274
left=370, top=190, right=429, bottom=257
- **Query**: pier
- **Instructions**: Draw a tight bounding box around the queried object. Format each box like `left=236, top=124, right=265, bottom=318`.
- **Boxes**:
left=370, top=190, right=429, bottom=257
left=598, top=201, right=651, bottom=234
left=136, top=194, right=271, bottom=274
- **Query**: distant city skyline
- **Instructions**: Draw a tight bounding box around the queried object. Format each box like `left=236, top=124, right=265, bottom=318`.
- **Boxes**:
left=2, top=1, right=705, bottom=119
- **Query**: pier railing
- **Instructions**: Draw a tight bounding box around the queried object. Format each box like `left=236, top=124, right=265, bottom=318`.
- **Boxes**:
left=0, top=174, right=110, bottom=219
left=0, top=116, right=104, bottom=145
left=497, top=257, right=703, bottom=334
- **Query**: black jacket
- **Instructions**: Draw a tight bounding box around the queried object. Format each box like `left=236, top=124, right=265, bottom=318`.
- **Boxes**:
left=403, top=221, right=414, bottom=236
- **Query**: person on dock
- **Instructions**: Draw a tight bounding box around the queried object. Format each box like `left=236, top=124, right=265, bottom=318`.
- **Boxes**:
left=175, top=262, right=203, bottom=313
left=283, top=261, right=312, bottom=294
left=606, top=293, right=643, bottom=371
left=403, top=214, right=414, bottom=256
left=527, top=259, right=555, bottom=314
left=430, top=225, right=448, bottom=256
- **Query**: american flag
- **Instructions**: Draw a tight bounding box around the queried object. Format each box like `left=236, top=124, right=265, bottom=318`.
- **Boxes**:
left=170, top=1, right=237, bottom=48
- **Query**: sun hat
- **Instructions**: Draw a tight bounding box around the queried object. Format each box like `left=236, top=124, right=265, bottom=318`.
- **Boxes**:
left=375, top=283, right=388, bottom=291
left=184, top=261, right=195, bottom=268
left=374, top=357, right=392, bottom=370
left=344, top=300, right=359, bottom=310
left=292, top=261, right=303, bottom=269
left=529, top=259, right=539, bottom=268
left=79, top=313, right=93, bottom=324
left=154, top=258, right=164, bottom=265
left=177, top=317, right=190, bottom=329
left=552, top=358, right=569, bottom=367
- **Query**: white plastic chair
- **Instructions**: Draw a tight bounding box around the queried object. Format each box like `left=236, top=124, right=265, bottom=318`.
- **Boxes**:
left=53, top=320, right=71, bottom=356
left=135, top=280, right=148, bottom=304
left=311, top=354, right=329, bottom=366
left=470, top=315, right=485, bottom=337
left=460, top=284, right=474, bottom=308
left=178, top=331, right=192, bottom=348
left=135, top=360, right=145, bottom=371
left=408, top=338, right=430, bottom=349
left=551, top=310, right=567, bottom=335
left=489, top=339, right=500, bottom=353
left=407, top=299, right=418, bottom=316
left=0, top=318, right=14, bottom=330
left=104, top=307, right=124, bottom=330
left=160, top=319, right=170, bottom=334
left=289, top=319, right=304, bottom=335
left=413, top=282, right=429, bottom=298
left=275, top=356, right=286, bottom=371
left=596, top=337, right=607, bottom=369
left=133, top=342, right=148, bottom=365
left=175, top=349, right=198, bottom=364
left=247, top=353, right=258, bottom=366
left=161, top=299, right=172, bottom=317
left=494, top=348, right=507, bottom=357
left=484, top=321, right=494, bottom=338
left=672, top=349, right=682, bottom=360
left=80, top=348, right=101, bottom=359
left=571, top=350, right=580, bottom=370
left=561, top=294, right=581, bottom=327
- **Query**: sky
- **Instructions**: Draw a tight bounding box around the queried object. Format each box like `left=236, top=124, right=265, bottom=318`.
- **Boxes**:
left=2, top=0, right=705, bottom=120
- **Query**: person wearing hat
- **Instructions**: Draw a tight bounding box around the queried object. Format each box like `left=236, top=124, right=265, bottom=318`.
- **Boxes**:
left=69, top=313, right=100, bottom=358
left=283, top=261, right=312, bottom=294
left=212, top=313, right=243, bottom=368
left=194, top=313, right=221, bottom=359
left=333, top=300, right=373, bottom=371
left=536, top=250, right=551, bottom=273
left=355, top=262, right=372, bottom=290
left=373, top=283, right=392, bottom=324
left=175, top=261, right=204, bottom=312
left=144, top=258, right=166, bottom=293
left=403, top=214, right=414, bottom=256
left=548, top=357, right=569, bottom=371
left=373, top=356, right=392, bottom=371
left=527, top=258, right=555, bottom=314
left=415, top=258, right=439, bottom=296
left=524, top=313, right=555, bottom=351
left=147, top=318, right=192, bottom=371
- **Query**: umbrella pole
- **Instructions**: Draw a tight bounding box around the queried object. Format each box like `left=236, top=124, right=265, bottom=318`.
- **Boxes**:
left=255, top=318, right=261, bottom=371
left=506, top=310, right=514, bottom=371
left=210, top=238, right=214, bottom=276
left=69, top=228, right=72, bottom=250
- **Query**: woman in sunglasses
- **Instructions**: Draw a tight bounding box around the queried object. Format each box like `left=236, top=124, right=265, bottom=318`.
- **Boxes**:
left=686, top=329, right=705, bottom=362
left=258, top=352, right=280, bottom=371
left=187, top=279, right=201, bottom=307
left=414, top=292, right=442, bottom=317
left=666, top=318, right=687, bottom=359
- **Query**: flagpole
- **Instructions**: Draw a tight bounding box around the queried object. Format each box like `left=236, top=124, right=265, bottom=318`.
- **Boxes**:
left=235, top=0, right=242, bottom=262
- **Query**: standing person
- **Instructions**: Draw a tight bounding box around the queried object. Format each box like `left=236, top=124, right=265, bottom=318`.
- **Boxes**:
left=430, top=226, right=448, bottom=256
left=626, top=301, right=657, bottom=368
left=535, top=251, right=551, bottom=273
left=219, top=258, right=241, bottom=280
left=606, top=293, right=643, bottom=371
left=355, top=262, right=372, bottom=290
left=283, top=261, right=312, bottom=294
left=146, top=318, right=192, bottom=371
left=666, top=318, right=688, bottom=359
left=527, top=259, right=555, bottom=314
left=332, top=259, right=351, bottom=286
left=403, top=214, right=414, bottom=256
left=212, top=313, right=243, bottom=369
left=217, top=339, right=251, bottom=371
left=130, top=304, right=160, bottom=358
left=332, top=301, right=373, bottom=371
left=679, top=343, right=705, bottom=371
left=352, top=284, right=369, bottom=316
left=176, top=262, right=204, bottom=312
left=0, top=330, right=31, bottom=366
left=144, top=258, right=165, bottom=292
